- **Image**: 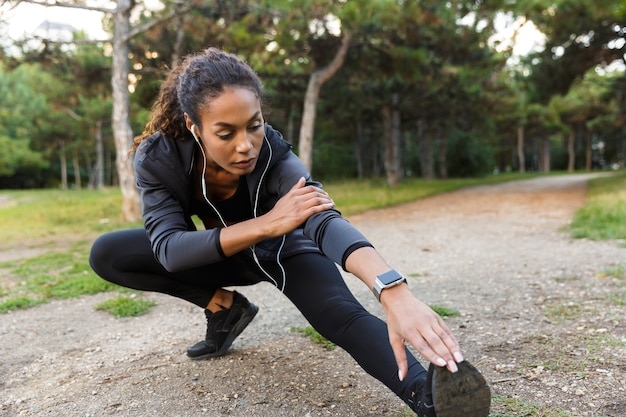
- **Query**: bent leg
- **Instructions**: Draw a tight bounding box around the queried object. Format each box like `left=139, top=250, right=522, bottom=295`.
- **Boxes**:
left=275, top=253, right=426, bottom=406
left=89, top=229, right=260, bottom=308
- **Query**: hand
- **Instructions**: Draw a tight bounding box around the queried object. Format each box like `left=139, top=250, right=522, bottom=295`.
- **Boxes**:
left=262, top=177, right=335, bottom=237
left=381, top=284, right=463, bottom=379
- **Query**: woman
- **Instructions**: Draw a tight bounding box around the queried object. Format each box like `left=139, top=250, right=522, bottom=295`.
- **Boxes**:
left=89, top=47, right=490, bottom=417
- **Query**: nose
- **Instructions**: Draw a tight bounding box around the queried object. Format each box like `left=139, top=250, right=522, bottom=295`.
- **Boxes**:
left=235, top=131, right=253, bottom=153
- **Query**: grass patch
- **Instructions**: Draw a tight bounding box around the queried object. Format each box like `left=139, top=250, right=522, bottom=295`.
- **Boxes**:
left=291, top=326, right=336, bottom=350
left=96, top=295, right=156, bottom=318
left=0, top=242, right=118, bottom=313
left=519, top=332, right=625, bottom=373
left=0, top=296, right=45, bottom=313
left=429, top=305, right=461, bottom=318
left=325, top=173, right=541, bottom=216
left=489, top=395, right=572, bottom=416
left=567, top=170, right=626, bottom=241
left=543, top=301, right=590, bottom=323
left=0, top=188, right=141, bottom=246
left=602, top=265, right=625, bottom=279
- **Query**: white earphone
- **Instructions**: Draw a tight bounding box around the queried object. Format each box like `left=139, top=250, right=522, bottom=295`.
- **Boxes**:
left=191, top=125, right=201, bottom=143
left=190, top=122, right=286, bottom=299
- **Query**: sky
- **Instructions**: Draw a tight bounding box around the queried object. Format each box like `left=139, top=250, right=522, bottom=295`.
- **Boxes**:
left=1, top=2, right=110, bottom=40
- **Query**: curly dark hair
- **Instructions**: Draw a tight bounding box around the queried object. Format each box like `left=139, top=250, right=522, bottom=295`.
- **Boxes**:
left=130, top=47, right=265, bottom=154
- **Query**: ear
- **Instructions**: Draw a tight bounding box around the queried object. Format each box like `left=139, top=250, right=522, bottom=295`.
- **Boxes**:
left=183, top=113, right=196, bottom=134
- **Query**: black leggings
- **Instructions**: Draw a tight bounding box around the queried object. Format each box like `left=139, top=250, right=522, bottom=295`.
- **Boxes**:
left=89, top=228, right=426, bottom=406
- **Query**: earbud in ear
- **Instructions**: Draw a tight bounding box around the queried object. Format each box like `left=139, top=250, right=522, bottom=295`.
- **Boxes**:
left=191, top=125, right=200, bottom=142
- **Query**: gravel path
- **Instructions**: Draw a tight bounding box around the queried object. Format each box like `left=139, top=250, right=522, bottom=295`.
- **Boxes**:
left=1, top=173, right=625, bottom=417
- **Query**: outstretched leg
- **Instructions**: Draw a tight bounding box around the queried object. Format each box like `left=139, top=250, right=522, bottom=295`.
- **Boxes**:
left=274, top=253, right=426, bottom=406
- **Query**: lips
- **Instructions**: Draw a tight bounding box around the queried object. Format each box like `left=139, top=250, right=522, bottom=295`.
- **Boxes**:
left=234, top=158, right=255, bottom=169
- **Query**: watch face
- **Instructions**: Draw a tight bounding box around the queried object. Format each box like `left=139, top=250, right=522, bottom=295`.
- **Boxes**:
left=378, top=270, right=404, bottom=285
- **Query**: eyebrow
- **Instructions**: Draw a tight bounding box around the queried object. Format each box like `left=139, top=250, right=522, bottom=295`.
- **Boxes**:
left=212, top=111, right=262, bottom=128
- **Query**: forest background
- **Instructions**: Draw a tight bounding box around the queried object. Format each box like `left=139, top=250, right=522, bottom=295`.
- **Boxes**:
left=0, top=0, right=625, bottom=222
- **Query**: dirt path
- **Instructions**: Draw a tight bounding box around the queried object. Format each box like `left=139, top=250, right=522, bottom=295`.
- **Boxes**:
left=1, top=174, right=625, bottom=417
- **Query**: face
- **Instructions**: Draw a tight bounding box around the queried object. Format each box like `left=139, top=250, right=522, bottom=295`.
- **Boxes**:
left=185, top=87, right=264, bottom=176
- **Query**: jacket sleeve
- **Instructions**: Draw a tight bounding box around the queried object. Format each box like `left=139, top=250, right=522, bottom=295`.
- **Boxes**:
left=303, top=210, right=373, bottom=270
left=135, top=146, right=225, bottom=272
left=271, top=151, right=373, bottom=269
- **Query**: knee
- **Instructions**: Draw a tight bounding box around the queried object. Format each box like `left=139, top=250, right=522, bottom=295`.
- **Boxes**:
left=89, top=233, right=115, bottom=279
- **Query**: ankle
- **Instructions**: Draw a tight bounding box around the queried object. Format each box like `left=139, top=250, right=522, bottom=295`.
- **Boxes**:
left=206, top=289, right=234, bottom=313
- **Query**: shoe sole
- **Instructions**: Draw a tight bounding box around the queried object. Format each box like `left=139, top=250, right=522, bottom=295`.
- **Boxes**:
left=432, top=361, right=491, bottom=417
left=189, top=303, right=260, bottom=360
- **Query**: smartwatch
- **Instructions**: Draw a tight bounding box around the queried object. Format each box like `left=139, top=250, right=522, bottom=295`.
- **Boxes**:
left=372, top=269, right=407, bottom=301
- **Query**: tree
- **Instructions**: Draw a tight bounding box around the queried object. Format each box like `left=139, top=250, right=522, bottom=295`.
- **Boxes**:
left=0, top=63, right=50, bottom=184
left=1, top=0, right=192, bottom=220
left=521, top=0, right=626, bottom=103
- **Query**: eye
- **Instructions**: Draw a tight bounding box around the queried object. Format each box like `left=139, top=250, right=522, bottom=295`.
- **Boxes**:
left=216, top=131, right=234, bottom=139
left=248, top=123, right=263, bottom=132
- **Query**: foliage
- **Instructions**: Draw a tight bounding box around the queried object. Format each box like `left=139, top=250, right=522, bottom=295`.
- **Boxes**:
left=0, top=63, right=49, bottom=178
left=445, top=129, right=495, bottom=178
left=0, top=0, right=624, bottom=189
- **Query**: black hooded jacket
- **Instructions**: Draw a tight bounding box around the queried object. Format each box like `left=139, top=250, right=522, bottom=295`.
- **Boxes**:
left=134, top=124, right=371, bottom=272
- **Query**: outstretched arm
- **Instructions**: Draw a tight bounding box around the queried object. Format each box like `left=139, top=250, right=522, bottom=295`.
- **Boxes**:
left=344, top=246, right=464, bottom=380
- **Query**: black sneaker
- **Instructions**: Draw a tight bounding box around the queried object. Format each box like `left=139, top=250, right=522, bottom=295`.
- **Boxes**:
left=186, top=291, right=259, bottom=360
left=412, top=361, right=491, bottom=417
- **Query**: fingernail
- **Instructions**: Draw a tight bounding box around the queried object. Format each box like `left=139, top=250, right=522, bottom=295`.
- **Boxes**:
left=448, top=360, right=458, bottom=373
left=398, top=369, right=404, bottom=381
left=454, top=352, right=464, bottom=363
left=436, top=357, right=447, bottom=367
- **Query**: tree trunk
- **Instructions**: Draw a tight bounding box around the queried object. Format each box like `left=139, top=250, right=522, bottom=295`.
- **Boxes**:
left=354, top=120, right=364, bottom=179
left=517, top=125, right=525, bottom=173
left=73, top=153, right=81, bottom=189
left=418, top=119, right=435, bottom=180
left=540, top=135, right=551, bottom=172
left=382, top=94, right=402, bottom=187
left=298, top=32, right=351, bottom=173
left=60, top=142, right=68, bottom=190
left=567, top=130, right=575, bottom=172
left=94, top=119, right=105, bottom=189
left=437, top=123, right=448, bottom=179
left=112, top=0, right=140, bottom=221
left=585, top=133, right=592, bottom=171
left=171, top=12, right=186, bottom=68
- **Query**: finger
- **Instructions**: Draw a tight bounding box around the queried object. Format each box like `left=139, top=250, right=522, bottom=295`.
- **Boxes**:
left=389, top=332, right=408, bottom=381
left=290, top=176, right=306, bottom=191
left=405, top=329, right=450, bottom=371
left=435, top=319, right=464, bottom=363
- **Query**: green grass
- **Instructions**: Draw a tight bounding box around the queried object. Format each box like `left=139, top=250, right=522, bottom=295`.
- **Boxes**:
left=325, top=173, right=543, bottom=216
left=95, top=295, right=157, bottom=318
left=392, top=393, right=575, bottom=417
left=0, top=187, right=141, bottom=247
left=291, top=326, right=336, bottom=350
left=0, top=241, right=119, bottom=312
left=567, top=170, right=626, bottom=241
left=429, top=305, right=461, bottom=318
left=489, top=396, right=572, bottom=417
